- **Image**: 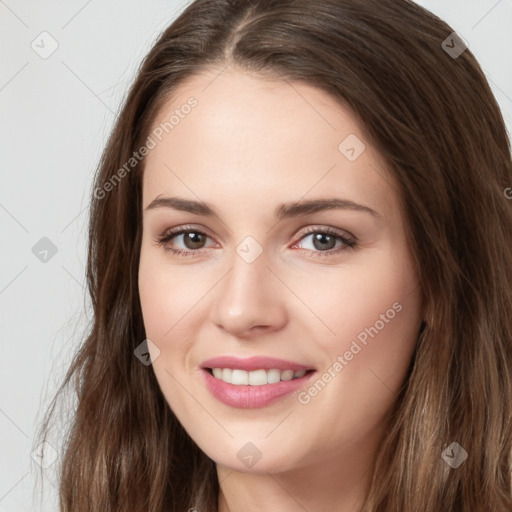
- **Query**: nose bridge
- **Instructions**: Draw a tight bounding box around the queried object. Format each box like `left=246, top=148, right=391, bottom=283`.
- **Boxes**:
left=211, top=239, right=287, bottom=335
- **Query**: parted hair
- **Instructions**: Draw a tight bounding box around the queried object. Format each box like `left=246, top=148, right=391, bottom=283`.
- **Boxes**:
left=36, top=0, right=512, bottom=510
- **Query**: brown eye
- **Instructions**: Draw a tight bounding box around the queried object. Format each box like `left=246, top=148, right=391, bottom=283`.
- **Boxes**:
left=293, top=227, right=356, bottom=257
left=310, top=232, right=337, bottom=251
left=179, top=231, right=207, bottom=249
left=156, top=227, right=214, bottom=259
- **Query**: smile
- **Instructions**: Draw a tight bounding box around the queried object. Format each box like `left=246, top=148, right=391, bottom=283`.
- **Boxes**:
left=208, top=367, right=311, bottom=385
left=200, top=367, right=317, bottom=408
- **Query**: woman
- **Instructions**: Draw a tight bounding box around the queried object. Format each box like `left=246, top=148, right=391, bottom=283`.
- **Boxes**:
left=36, top=0, right=512, bottom=510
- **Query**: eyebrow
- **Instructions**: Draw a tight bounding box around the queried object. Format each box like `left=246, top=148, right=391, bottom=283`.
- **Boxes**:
left=144, top=196, right=383, bottom=220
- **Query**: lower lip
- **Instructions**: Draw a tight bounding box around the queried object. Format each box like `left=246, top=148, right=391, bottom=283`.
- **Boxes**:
left=201, top=368, right=316, bottom=408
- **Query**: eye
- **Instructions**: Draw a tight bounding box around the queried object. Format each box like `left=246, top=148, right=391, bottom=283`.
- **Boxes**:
left=291, top=226, right=356, bottom=258
left=155, top=225, right=214, bottom=259
left=155, top=225, right=357, bottom=259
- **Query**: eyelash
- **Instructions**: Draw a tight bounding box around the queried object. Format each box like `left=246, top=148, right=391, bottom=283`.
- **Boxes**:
left=155, top=225, right=357, bottom=259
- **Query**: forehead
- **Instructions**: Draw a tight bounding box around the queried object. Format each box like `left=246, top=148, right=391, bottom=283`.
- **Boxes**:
left=142, top=67, right=398, bottom=222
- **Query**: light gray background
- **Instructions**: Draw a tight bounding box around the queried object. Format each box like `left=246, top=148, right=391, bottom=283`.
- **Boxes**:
left=1, top=1, right=511, bottom=510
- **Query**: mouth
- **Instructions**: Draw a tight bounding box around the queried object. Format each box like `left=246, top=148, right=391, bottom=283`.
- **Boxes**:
left=204, top=367, right=316, bottom=386
left=199, top=356, right=318, bottom=408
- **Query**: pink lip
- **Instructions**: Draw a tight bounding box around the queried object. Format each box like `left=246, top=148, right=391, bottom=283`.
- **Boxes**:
left=200, top=355, right=314, bottom=372
left=200, top=368, right=316, bottom=408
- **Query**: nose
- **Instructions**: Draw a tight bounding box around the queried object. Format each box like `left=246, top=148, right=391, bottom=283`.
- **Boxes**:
left=210, top=249, right=288, bottom=339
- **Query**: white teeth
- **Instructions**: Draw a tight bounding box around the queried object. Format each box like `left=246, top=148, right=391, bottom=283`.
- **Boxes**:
left=231, top=369, right=249, bottom=385
left=210, top=368, right=310, bottom=385
left=267, top=368, right=281, bottom=384
left=248, top=369, right=267, bottom=386
left=280, top=370, right=294, bottom=381
left=222, top=368, right=233, bottom=384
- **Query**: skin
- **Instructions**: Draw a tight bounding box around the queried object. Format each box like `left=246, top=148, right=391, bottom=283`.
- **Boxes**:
left=138, top=66, right=424, bottom=512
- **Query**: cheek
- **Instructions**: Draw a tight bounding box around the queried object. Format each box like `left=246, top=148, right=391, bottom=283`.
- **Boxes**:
left=138, top=253, right=188, bottom=374
left=334, top=291, right=421, bottom=418
left=138, top=247, right=199, bottom=338
left=138, top=259, right=170, bottom=338
left=138, top=251, right=199, bottom=412
left=291, top=255, right=421, bottom=451
left=297, top=247, right=421, bottom=371
left=138, top=247, right=212, bottom=379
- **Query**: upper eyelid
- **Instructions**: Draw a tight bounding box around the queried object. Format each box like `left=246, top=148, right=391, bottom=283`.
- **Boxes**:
left=160, top=225, right=354, bottom=245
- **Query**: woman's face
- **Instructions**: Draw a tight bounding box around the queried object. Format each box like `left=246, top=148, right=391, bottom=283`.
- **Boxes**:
left=138, top=67, right=423, bottom=475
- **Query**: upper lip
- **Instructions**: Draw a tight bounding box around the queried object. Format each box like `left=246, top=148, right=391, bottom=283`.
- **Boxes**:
left=200, top=356, right=315, bottom=372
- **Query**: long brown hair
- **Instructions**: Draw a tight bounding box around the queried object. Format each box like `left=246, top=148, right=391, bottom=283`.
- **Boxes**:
left=35, top=0, right=512, bottom=510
